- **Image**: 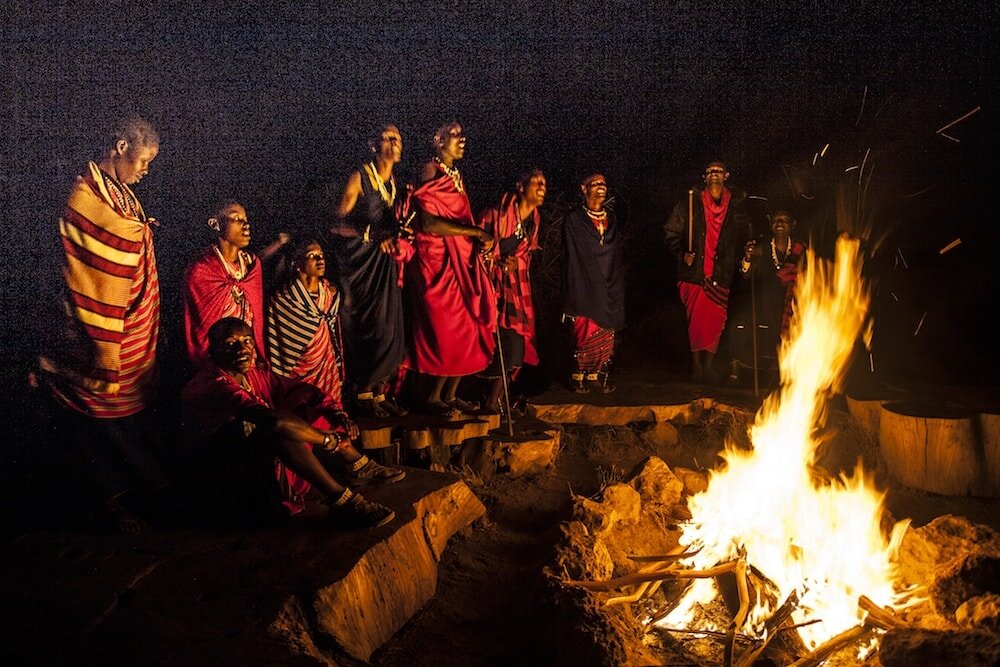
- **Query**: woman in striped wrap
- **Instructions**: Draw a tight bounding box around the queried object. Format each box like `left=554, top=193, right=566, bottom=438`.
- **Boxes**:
left=38, top=116, right=167, bottom=533
left=267, top=240, right=349, bottom=415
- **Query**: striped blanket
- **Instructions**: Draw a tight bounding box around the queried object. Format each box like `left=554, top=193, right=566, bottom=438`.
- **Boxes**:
left=267, top=277, right=346, bottom=406
left=42, top=162, right=159, bottom=417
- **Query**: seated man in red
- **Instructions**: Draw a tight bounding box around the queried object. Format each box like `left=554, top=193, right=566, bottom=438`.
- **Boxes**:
left=181, top=317, right=404, bottom=528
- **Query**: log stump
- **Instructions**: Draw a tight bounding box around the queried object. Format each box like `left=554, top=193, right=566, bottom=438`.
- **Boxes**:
left=879, top=402, right=989, bottom=497
left=976, top=412, right=1000, bottom=497
left=846, top=395, right=885, bottom=443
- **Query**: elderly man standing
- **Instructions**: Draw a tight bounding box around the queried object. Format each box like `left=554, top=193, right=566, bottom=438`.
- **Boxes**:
left=405, top=121, right=496, bottom=415
left=562, top=171, right=625, bottom=393
left=665, top=161, right=749, bottom=383
left=38, top=116, right=167, bottom=533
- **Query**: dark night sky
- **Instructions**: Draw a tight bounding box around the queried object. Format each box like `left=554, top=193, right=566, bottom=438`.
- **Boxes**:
left=2, top=0, right=999, bottom=382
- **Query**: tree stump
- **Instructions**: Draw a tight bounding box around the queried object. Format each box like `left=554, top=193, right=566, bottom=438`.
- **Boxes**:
left=976, top=412, right=1000, bottom=497
left=879, top=402, right=988, bottom=497
left=846, top=395, right=885, bottom=443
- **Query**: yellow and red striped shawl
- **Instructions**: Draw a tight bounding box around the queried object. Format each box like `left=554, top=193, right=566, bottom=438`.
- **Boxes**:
left=45, top=162, right=157, bottom=403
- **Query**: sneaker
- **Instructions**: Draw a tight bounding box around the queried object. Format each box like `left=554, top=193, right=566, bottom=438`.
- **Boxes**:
left=345, top=456, right=407, bottom=486
left=327, top=493, right=395, bottom=528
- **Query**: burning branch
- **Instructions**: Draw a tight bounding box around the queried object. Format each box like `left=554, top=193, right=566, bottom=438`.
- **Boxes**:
left=733, top=592, right=801, bottom=667
left=565, top=559, right=737, bottom=592
left=724, top=557, right=751, bottom=666
left=787, top=623, right=878, bottom=667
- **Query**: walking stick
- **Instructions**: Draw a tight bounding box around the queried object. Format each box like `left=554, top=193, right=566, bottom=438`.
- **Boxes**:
left=687, top=190, right=694, bottom=254
left=749, top=224, right=760, bottom=397
left=495, top=326, right=514, bottom=437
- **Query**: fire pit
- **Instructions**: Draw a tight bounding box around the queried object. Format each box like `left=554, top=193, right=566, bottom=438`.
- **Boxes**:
left=554, top=237, right=1000, bottom=665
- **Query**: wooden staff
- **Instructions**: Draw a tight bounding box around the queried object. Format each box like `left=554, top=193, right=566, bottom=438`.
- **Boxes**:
left=749, top=222, right=760, bottom=397
left=687, top=189, right=694, bottom=254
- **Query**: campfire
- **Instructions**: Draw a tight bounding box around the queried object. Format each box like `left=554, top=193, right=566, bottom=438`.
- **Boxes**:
left=569, top=235, right=919, bottom=665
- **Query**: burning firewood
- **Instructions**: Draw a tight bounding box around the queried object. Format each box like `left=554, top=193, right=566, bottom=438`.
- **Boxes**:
left=787, top=622, right=878, bottom=667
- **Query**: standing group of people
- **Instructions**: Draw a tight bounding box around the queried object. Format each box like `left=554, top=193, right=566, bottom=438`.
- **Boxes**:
left=665, top=161, right=804, bottom=386
left=36, top=114, right=803, bottom=534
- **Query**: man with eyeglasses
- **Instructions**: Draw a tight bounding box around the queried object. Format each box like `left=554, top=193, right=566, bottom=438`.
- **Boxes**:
left=664, top=161, right=749, bottom=383
left=562, top=172, right=625, bottom=393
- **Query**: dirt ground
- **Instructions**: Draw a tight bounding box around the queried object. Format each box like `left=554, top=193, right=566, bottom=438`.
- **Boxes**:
left=3, top=365, right=999, bottom=666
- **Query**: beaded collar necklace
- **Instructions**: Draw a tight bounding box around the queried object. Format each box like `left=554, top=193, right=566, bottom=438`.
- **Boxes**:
left=584, top=206, right=608, bottom=245
left=363, top=161, right=396, bottom=207
left=434, top=157, right=465, bottom=193
left=771, top=237, right=792, bottom=270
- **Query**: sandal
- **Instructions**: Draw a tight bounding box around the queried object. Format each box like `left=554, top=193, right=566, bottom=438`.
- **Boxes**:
left=356, top=391, right=390, bottom=419
left=571, top=373, right=590, bottom=394
left=424, top=399, right=459, bottom=417
left=376, top=394, right=409, bottom=417
left=447, top=397, right=480, bottom=413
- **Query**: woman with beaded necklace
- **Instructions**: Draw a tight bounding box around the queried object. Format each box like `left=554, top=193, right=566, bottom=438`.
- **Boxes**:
left=329, top=124, right=412, bottom=419
left=404, top=121, right=497, bottom=416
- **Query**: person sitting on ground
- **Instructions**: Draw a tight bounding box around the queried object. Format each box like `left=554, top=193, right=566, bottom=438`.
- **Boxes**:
left=184, top=201, right=271, bottom=368
left=329, top=123, right=413, bottom=419
left=477, top=168, right=546, bottom=413
left=267, top=240, right=350, bottom=413
left=181, top=317, right=404, bottom=528
left=405, top=121, right=497, bottom=415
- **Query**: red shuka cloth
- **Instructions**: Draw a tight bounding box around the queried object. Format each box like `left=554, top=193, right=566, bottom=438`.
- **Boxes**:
left=479, top=194, right=540, bottom=366
left=406, top=169, right=496, bottom=376
left=184, top=247, right=265, bottom=367
left=181, top=364, right=348, bottom=515
left=678, top=281, right=727, bottom=353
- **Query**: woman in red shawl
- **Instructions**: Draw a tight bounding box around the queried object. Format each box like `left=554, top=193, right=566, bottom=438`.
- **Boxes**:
left=184, top=201, right=282, bottom=368
left=405, top=122, right=496, bottom=415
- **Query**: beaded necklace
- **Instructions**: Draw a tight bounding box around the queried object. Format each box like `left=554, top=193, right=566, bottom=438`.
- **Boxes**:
left=435, top=157, right=465, bottom=193
left=362, top=161, right=396, bottom=207
left=100, top=170, right=141, bottom=219
left=584, top=207, right=608, bottom=245
left=771, top=237, right=792, bottom=270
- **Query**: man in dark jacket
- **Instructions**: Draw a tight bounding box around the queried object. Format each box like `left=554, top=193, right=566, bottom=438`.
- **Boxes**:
left=664, top=161, right=749, bottom=382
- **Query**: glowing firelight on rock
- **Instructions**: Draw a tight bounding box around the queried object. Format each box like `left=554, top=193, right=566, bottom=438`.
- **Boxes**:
left=659, top=236, right=911, bottom=650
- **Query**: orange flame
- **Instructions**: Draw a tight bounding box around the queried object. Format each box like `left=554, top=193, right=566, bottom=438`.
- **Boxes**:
left=659, top=235, right=910, bottom=650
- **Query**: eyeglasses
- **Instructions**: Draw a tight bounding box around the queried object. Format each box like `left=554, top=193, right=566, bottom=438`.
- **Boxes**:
left=704, top=168, right=726, bottom=176
left=305, top=253, right=325, bottom=261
